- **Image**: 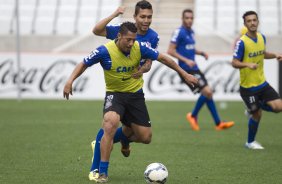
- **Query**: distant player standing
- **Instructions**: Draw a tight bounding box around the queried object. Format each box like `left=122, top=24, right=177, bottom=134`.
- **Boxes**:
left=167, top=9, right=234, bottom=131
left=89, top=0, right=159, bottom=181
left=232, top=11, right=282, bottom=149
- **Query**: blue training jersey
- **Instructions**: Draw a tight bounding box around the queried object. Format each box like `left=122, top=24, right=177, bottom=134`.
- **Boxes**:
left=106, top=24, right=159, bottom=49
left=83, top=41, right=159, bottom=69
left=170, top=25, right=199, bottom=71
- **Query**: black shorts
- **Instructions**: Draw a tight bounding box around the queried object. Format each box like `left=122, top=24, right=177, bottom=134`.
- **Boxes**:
left=240, top=84, right=280, bottom=113
left=179, top=70, right=208, bottom=93
left=103, top=92, right=151, bottom=127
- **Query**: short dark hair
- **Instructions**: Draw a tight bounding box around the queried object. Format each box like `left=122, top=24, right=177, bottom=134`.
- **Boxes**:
left=119, top=22, right=137, bottom=35
left=134, top=0, right=152, bottom=15
left=182, top=9, right=193, bottom=18
left=243, top=11, right=258, bottom=22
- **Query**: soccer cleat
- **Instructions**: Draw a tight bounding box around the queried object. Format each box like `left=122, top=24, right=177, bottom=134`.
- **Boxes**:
left=245, top=141, right=264, bottom=150
left=94, top=173, right=109, bottom=183
left=89, top=169, right=99, bottom=181
left=91, top=140, right=96, bottom=162
left=186, top=113, right=200, bottom=131
left=215, top=121, right=234, bottom=130
left=121, top=140, right=130, bottom=157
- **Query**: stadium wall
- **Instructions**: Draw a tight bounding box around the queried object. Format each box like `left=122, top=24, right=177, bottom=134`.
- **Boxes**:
left=0, top=52, right=278, bottom=101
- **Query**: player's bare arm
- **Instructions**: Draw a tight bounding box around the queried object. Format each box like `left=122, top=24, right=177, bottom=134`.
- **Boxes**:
left=231, top=58, right=258, bottom=70
left=157, top=53, right=198, bottom=86
left=92, top=6, right=126, bottom=36
left=264, top=51, right=282, bottom=62
left=195, top=49, right=208, bottom=60
left=131, top=60, right=152, bottom=79
left=277, top=55, right=282, bottom=62
left=63, top=62, right=87, bottom=100
left=167, top=42, right=196, bottom=67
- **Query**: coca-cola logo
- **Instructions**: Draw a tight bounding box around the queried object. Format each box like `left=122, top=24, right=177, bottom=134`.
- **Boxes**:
left=0, top=58, right=89, bottom=94
left=147, top=60, right=240, bottom=94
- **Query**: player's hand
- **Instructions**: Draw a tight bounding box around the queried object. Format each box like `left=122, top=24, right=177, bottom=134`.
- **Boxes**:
left=277, top=54, right=282, bottom=62
left=248, top=63, right=258, bottom=70
left=186, top=60, right=196, bottom=68
left=113, top=6, right=126, bottom=17
left=182, top=72, right=198, bottom=87
left=132, top=70, right=143, bottom=79
left=202, top=52, right=209, bottom=60
left=63, top=82, right=73, bottom=100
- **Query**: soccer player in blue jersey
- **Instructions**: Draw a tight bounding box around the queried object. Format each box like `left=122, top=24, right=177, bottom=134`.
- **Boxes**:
left=63, top=22, right=197, bottom=183
left=232, top=11, right=282, bottom=149
left=167, top=9, right=234, bottom=131
left=89, top=1, right=159, bottom=180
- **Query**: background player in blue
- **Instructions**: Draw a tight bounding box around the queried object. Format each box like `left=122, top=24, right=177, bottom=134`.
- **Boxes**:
left=63, top=22, right=198, bottom=183
left=93, top=0, right=159, bottom=76
left=89, top=0, right=159, bottom=180
left=167, top=9, right=234, bottom=131
left=232, top=11, right=282, bottom=149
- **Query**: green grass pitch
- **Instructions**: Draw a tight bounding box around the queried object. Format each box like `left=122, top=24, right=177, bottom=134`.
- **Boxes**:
left=1, top=99, right=282, bottom=184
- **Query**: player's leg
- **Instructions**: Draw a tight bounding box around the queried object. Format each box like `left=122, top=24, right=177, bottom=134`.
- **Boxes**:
left=130, top=124, right=152, bottom=144
left=98, top=111, right=120, bottom=182
left=262, top=85, right=282, bottom=113
left=182, top=70, right=206, bottom=130
left=89, top=129, right=104, bottom=181
left=123, top=92, right=152, bottom=144
left=247, top=109, right=262, bottom=145
left=266, top=99, right=282, bottom=112
left=94, top=92, right=126, bottom=182
left=201, top=84, right=234, bottom=130
left=240, top=88, right=264, bottom=149
left=89, top=126, right=127, bottom=180
left=120, top=126, right=134, bottom=157
left=187, top=94, right=206, bottom=131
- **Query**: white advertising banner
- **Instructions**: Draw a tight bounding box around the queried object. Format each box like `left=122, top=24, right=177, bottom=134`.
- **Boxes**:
left=0, top=52, right=278, bottom=100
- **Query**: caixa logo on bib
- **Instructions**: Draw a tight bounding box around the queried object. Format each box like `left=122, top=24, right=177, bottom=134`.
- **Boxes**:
left=0, top=59, right=88, bottom=95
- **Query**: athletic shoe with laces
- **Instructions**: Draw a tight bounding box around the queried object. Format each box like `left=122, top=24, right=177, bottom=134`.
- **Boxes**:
left=215, top=121, right=234, bottom=130
left=91, top=140, right=96, bottom=162
left=245, top=141, right=264, bottom=149
left=89, top=169, right=99, bottom=181
left=94, top=173, right=109, bottom=183
left=121, top=140, right=130, bottom=157
left=186, top=113, right=200, bottom=131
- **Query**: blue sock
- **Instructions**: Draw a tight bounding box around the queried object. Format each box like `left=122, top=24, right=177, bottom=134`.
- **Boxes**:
left=119, top=127, right=131, bottom=146
left=99, top=161, right=109, bottom=176
left=90, top=129, right=103, bottom=171
left=260, top=102, right=274, bottom=112
left=206, top=98, right=221, bottom=125
left=248, top=118, right=259, bottom=143
left=90, top=127, right=127, bottom=171
left=113, top=127, right=123, bottom=143
left=192, top=94, right=207, bottom=117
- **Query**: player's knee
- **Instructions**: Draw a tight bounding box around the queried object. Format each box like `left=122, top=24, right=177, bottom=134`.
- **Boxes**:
left=202, top=87, right=213, bottom=99
left=139, top=133, right=152, bottom=144
left=252, top=110, right=262, bottom=120
left=271, top=105, right=282, bottom=113
left=103, top=121, right=119, bottom=137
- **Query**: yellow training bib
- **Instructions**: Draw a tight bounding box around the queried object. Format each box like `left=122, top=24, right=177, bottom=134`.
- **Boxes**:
left=239, top=33, right=265, bottom=88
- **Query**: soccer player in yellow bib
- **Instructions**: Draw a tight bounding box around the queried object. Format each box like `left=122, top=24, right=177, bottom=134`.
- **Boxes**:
left=89, top=1, right=160, bottom=180
left=232, top=11, right=282, bottom=150
left=63, top=22, right=198, bottom=183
